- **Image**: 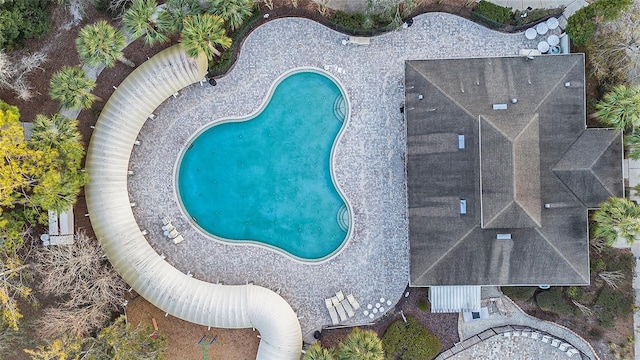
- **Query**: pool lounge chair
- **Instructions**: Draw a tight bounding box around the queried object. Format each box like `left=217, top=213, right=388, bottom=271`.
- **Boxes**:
left=347, top=294, right=360, bottom=310
left=341, top=299, right=355, bottom=317
left=336, top=290, right=345, bottom=301
left=325, top=299, right=339, bottom=325
left=331, top=297, right=348, bottom=321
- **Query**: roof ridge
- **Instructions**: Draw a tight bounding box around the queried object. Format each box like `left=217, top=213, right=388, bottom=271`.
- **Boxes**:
left=412, top=224, right=479, bottom=284
left=529, top=56, right=582, bottom=116
left=534, top=228, right=589, bottom=284
left=409, top=64, right=477, bottom=121
left=483, top=200, right=515, bottom=228
left=514, top=199, right=542, bottom=227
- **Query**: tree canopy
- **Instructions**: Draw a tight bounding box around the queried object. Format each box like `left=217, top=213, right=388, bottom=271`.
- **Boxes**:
left=0, top=101, right=87, bottom=330
left=24, top=316, right=167, bottom=360
left=76, top=20, right=133, bottom=68
left=180, top=13, right=231, bottom=61
left=593, top=197, right=640, bottom=246
left=595, top=85, right=640, bottom=130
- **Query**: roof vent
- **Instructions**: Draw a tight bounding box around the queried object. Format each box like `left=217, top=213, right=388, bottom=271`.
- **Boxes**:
left=496, top=233, right=512, bottom=240
left=418, top=94, right=424, bottom=100
left=511, top=98, right=518, bottom=104
left=492, top=104, right=507, bottom=110
left=564, top=82, right=571, bottom=87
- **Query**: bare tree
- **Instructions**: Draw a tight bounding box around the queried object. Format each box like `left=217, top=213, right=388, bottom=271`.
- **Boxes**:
left=590, top=235, right=608, bottom=254
left=36, top=306, right=111, bottom=338
left=0, top=51, right=48, bottom=101
left=599, top=270, right=625, bottom=289
left=34, top=231, right=127, bottom=338
left=589, top=1, right=640, bottom=88
left=572, top=300, right=594, bottom=317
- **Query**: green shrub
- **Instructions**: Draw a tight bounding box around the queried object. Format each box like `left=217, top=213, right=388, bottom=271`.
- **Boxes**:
left=330, top=11, right=369, bottom=30
left=596, top=286, right=633, bottom=328
left=604, top=249, right=635, bottom=275
left=501, top=286, right=537, bottom=301
left=472, top=1, right=512, bottom=24
left=536, top=288, right=574, bottom=315
left=382, top=317, right=440, bottom=360
left=417, top=300, right=429, bottom=311
left=565, top=5, right=596, bottom=47
left=0, top=0, right=50, bottom=49
left=590, top=258, right=606, bottom=273
left=566, top=286, right=587, bottom=303
left=566, top=0, right=632, bottom=47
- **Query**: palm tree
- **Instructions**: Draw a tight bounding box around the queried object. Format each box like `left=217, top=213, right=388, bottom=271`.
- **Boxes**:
left=595, top=85, right=640, bottom=130
left=205, top=0, right=254, bottom=32
left=157, top=0, right=202, bottom=34
left=76, top=20, right=135, bottom=68
left=49, top=66, right=101, bottom=110
left=625, top=131, right=640, bottom=160
left=123, top=0, right=168, bottom=46
left=303, top=343, right=336, bottom=360
left=30, top=113, right=82, bottom=151
left=337, top=328, right=384, bottom=360
left=593, top=197, right=640, bottom=246
left=180, top=13, right=232, bottom=61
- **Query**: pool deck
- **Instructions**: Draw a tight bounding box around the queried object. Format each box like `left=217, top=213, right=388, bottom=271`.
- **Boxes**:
left=128, top=13, right=538, bottom=339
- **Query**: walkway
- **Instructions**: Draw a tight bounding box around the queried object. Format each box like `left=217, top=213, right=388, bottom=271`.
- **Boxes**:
left=453, top=287, right=599, bottom=359
left=127, top=13, right=538, bottom=342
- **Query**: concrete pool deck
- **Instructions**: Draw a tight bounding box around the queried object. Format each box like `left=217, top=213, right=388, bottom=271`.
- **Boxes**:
left=127, top=13, right=539, bottom=340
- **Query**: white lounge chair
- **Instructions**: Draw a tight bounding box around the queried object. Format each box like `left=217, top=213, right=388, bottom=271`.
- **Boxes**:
left=349, top=36, right=370, bottom=45
left=541, top=335, right=551, bottom=343
left=551, top=339, right=561, bottom=347
left=347, top=294, right=360, bottom=310
left=325, top=298, right=340, bottom=325
left=559, top=343, right=570, bottom=351
left=172, top=235, right=184, bottom=244
left=341, top=299, right=354, bottom=317
left=167, top=228, right=179, bottom=239
left=336, top=290, right=345, bottom=301
left=332, top=297, right=347, bottom=321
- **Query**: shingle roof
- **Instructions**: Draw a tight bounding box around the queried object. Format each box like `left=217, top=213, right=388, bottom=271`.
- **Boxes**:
left=406, top=55, right=623, bottom=286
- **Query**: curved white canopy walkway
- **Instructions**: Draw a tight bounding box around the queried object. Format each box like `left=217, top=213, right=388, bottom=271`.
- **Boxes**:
left=85, top=45, right=302, bottom=359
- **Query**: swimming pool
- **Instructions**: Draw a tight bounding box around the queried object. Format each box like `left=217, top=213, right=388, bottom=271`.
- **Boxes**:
left=176, top=70, right=350, bottom=261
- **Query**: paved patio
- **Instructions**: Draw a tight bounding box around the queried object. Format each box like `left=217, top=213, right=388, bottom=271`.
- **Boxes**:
left=127, top=13, right=538, bottom=340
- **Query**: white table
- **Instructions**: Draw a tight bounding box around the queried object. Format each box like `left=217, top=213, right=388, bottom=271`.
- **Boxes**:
left=525, top=28, right=537, bottom=40
left=536, top=22, right=549, bottom=35
left=547, top=34, right=559, bottom=46
left=546, top=17, right=559, bottom=30
left=538, top=41, right=550, bottom=53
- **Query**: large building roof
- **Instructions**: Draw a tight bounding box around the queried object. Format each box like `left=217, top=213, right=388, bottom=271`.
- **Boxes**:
left=406, top=55, right=623, bottom=286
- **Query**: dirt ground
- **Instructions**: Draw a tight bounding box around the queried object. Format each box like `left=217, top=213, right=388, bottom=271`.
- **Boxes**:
left=126, top=295, right=260, bottom=360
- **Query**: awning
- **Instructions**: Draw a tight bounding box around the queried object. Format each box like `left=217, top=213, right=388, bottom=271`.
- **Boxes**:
left=429, top=286, right=481, bottom=313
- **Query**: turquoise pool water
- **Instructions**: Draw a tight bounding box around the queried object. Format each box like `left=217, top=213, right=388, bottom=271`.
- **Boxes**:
left=177, top=71, right=349, bottom=260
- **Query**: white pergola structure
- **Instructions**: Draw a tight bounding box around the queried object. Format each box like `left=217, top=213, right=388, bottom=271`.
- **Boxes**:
left=85, top=45, right=302, bottom=359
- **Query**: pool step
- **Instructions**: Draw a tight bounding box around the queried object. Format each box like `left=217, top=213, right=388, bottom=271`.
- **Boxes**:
left=336, top=205, right=350, bottom=232
left=333, top=95, right=346, bottom=122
